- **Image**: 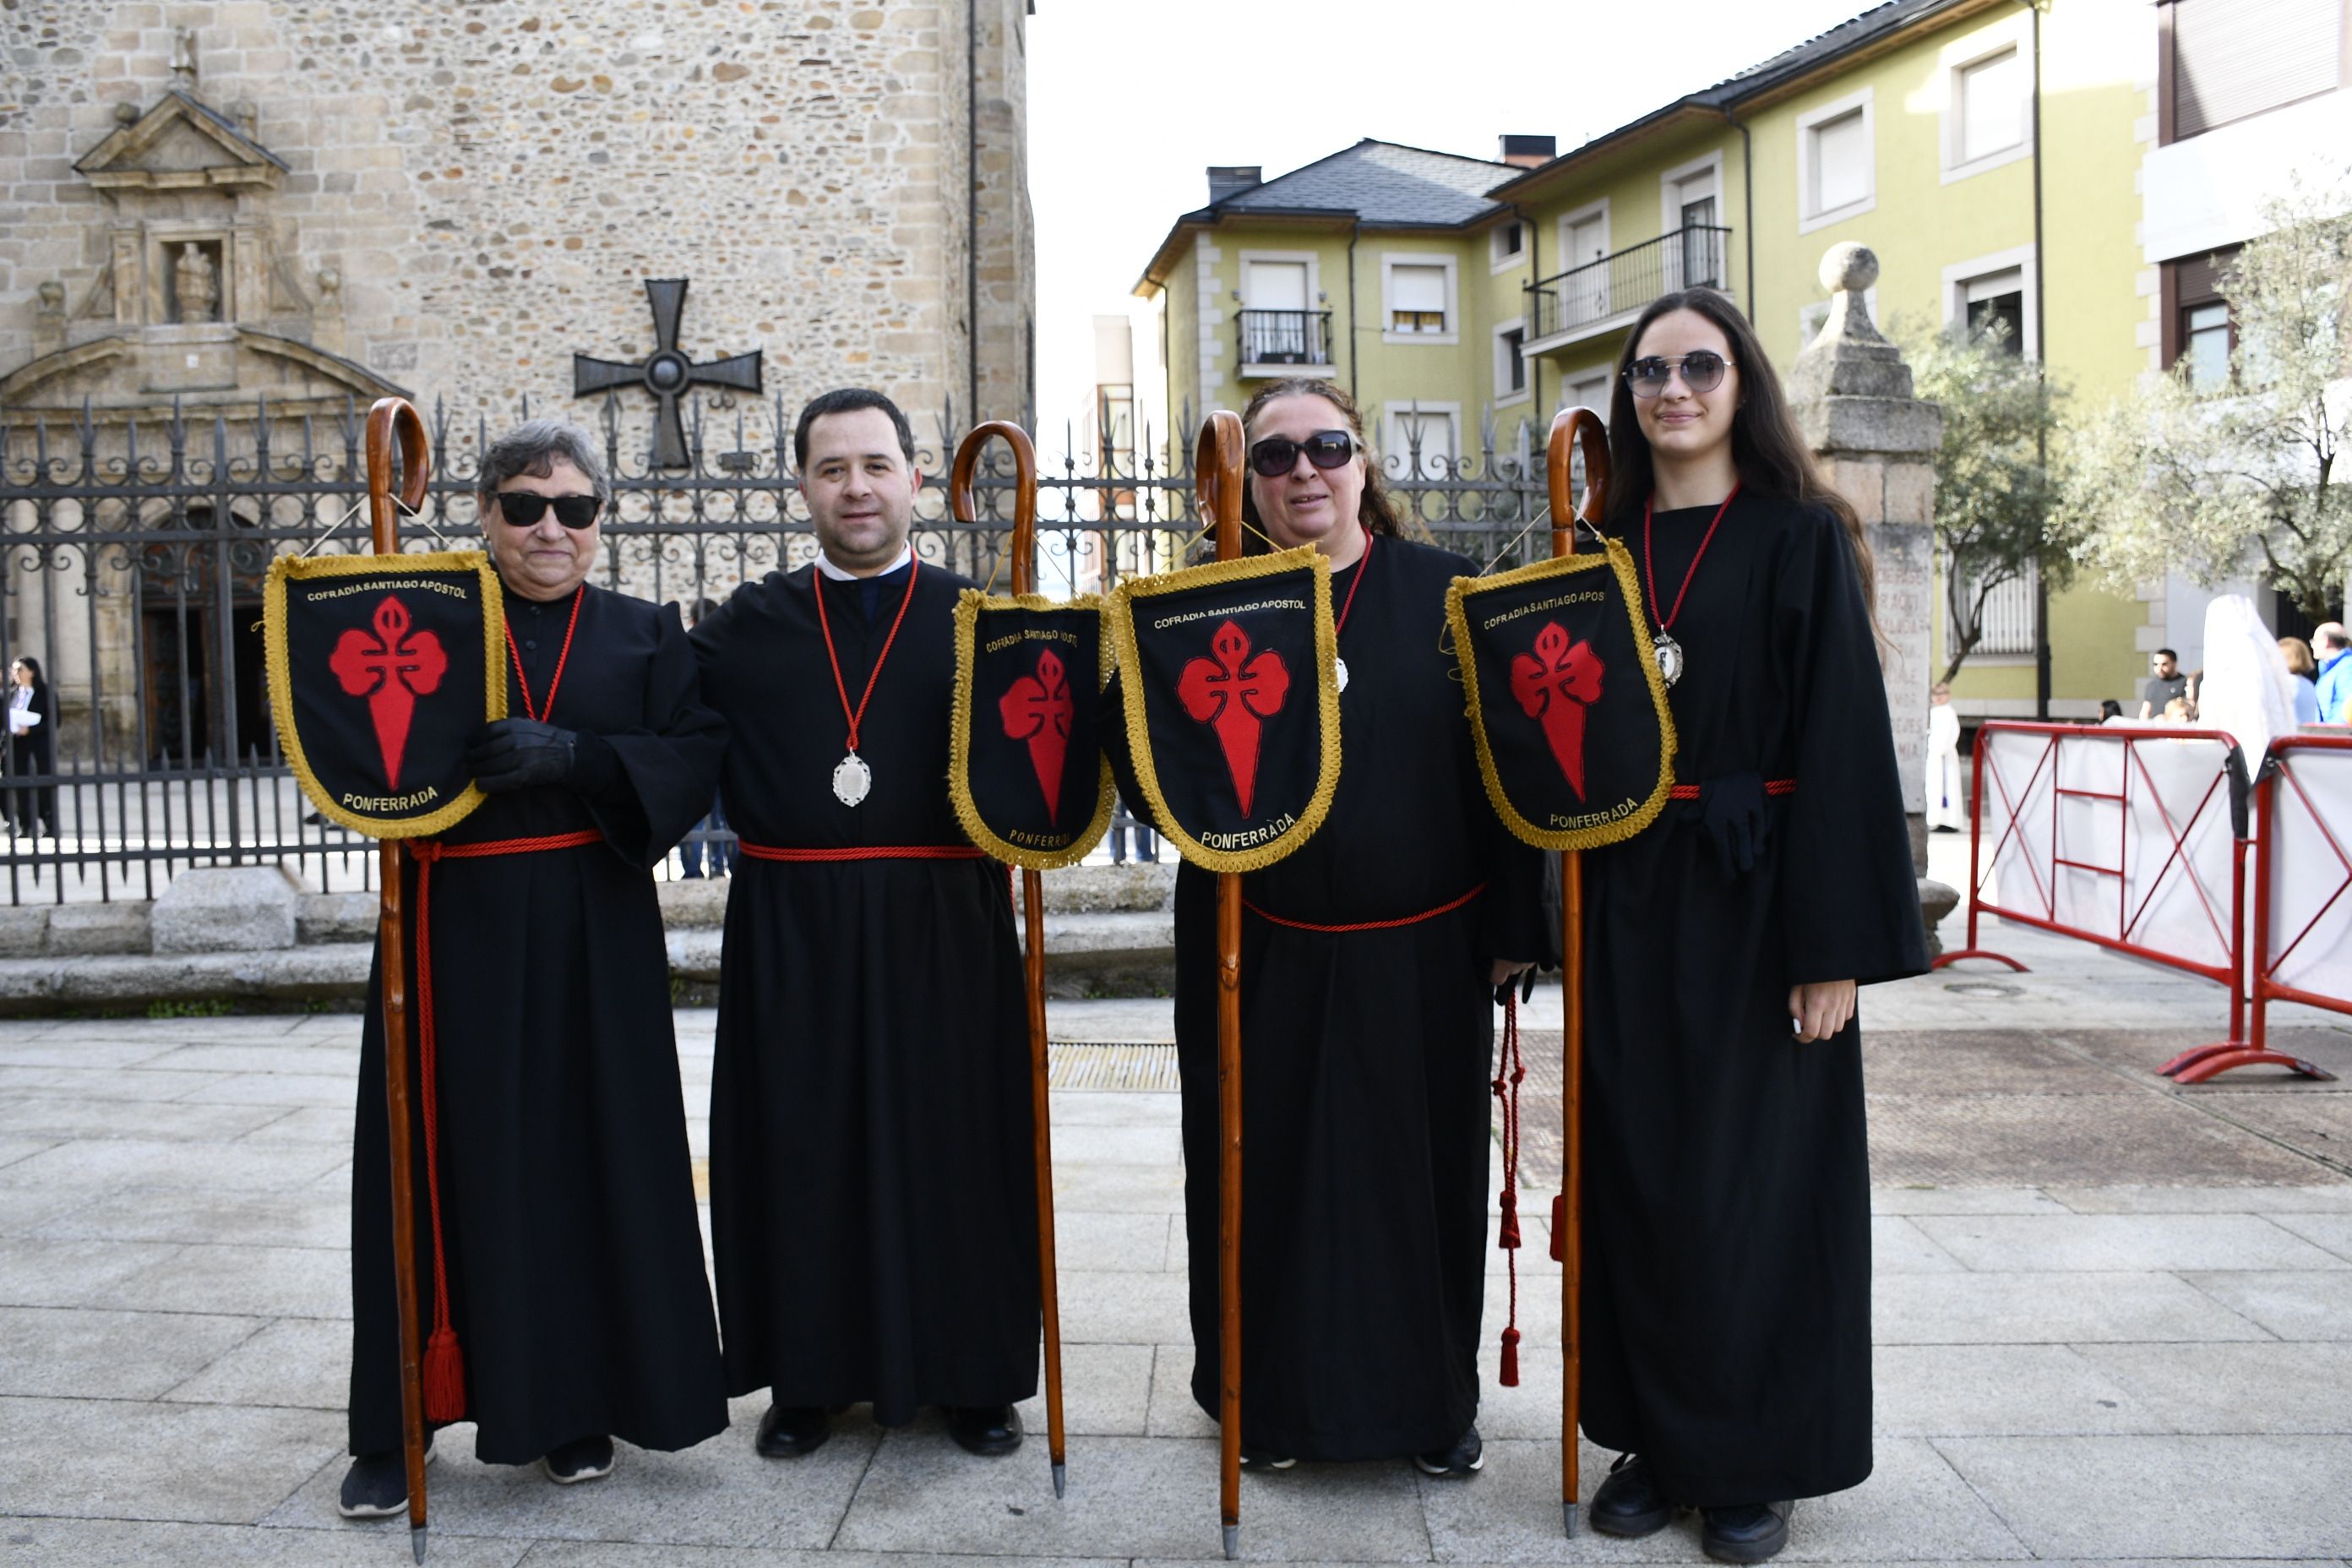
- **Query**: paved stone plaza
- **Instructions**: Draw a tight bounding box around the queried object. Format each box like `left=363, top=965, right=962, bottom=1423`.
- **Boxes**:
left=4, top=848, right=2352, bottom=1565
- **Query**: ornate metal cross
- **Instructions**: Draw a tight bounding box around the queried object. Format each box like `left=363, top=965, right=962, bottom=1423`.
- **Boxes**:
left=573, top=278, right=762, bottom=469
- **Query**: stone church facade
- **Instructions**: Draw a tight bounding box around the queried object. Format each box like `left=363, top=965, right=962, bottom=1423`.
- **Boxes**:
left=0, top=0, right=1034, bottom=760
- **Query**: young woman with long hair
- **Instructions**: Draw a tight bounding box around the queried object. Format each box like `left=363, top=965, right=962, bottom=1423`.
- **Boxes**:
left=7, top=656, right=57, bottom=841
left=1576, top=291, right=1923, bottom=1563
left=1113, top=378, right=1554, bottom=1478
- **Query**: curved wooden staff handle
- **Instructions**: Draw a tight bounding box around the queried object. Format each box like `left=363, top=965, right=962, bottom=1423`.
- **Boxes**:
left=1194, top=407, right=1246, bottom=1559
left=1544, top=403, right=1603, bottom=1539
left=950, top=419, right=1067, bottom=1497
left=950, top=421, right=1040, bottom=591
left=363, top=395, right=434, bottom=1562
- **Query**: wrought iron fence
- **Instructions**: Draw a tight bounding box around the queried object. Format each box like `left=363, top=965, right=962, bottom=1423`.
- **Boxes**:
left=1527, top=224, right=1734, bottom=341
left=0, top=393, right=1553, bottom=906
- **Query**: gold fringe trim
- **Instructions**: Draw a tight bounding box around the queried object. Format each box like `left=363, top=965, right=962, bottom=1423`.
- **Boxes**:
left=1445, top=537, right=1679, bottom=852
left=264, top=551, right=509, bottom=841
left=1106, top=546, right=1342, bottom=874
left=948, top=588, right=1116, bottom=871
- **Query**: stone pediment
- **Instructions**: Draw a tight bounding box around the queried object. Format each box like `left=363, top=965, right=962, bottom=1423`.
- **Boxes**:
left=0, top=328, right=406, bottom=426
left=74, top=91, right=285, bottom=194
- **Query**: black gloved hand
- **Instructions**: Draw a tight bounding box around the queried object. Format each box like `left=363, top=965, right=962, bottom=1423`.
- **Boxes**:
left=1699, top=770, right=1772, bottom=882
left=468, top=718, right=577, bottom=793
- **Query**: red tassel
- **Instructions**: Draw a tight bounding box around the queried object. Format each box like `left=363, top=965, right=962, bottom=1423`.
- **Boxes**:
left=423, top=1325, right=466, bottom=1423
left=1497, top=1192, right=1521, bottom=1250
left=1549, top=1193, right=1567, bottom=1262
left=1499, top=1326, right=1521, bottom=1387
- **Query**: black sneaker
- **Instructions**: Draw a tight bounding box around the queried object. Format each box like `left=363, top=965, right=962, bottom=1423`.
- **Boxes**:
left=1592, top=1451, right=1674, bottom=1538
left=542, top=1434, right=614, bottom=1484
left=1702, top=1500, right=1794, bottom=1564
left=337, top=1439, right=434, bottom=1518
left=1239, top=1444, right=1295, bottom=1470
left=1413, top=1424, right=1484, bottom=1478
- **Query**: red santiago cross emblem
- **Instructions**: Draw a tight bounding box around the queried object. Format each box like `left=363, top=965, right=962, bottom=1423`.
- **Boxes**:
left=1177, top=619, right=1289, bottom=818
left=329, top=595, right=448, bottom=792
left=1509, top=621, right=1604, bottom=800
left=999, top=645, right=1075, bottom=823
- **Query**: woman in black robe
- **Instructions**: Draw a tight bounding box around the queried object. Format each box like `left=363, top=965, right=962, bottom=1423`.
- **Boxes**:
left=343, top=423, right=728, bottom=1515
left=1576, top=291, right=1925, bottom=1564
left=1112, top=380, right=1554, bottom=1474
left=7, top=655, right=58, bottom=839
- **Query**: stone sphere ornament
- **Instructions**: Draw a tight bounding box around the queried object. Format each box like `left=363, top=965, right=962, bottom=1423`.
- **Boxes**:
left=1819, top=242, right=1880, bottom=297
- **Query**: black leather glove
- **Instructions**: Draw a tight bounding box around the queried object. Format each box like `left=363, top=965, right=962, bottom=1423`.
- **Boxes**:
left=1699, top=770, right=1772, bottom=882
left=468, top=718, right=577, bottom=793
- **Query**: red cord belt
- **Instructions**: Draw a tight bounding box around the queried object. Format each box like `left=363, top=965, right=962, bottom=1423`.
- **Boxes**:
left=403, top=827, right=605, bottom=1422
left=1667, top=777, right=1796, bottom=800
left=1242, top=881, right=1487, bottom=933
left=735, top=841, right=987, bottom=863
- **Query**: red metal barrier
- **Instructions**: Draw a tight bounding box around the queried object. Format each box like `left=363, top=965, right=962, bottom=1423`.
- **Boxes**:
left=1937, top=722, right=2251, bottom=1066
left=2169, top=735, right=2343, bottom=1084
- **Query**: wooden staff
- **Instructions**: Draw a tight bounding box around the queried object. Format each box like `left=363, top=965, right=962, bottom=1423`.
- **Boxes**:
left=1195, top=409, right=1247, bottom=1562
left=364, top=395, right=433, bottom=1565
left=1545, top=406, right=1607, bottom=1540
left=950, top=422, right=1069, bottom=1499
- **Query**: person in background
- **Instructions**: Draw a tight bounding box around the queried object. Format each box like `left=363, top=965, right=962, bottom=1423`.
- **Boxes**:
left=2280, top=636, right=2322, bottom=725
left=6, top=656, right=57, bottom=841
left=679, top=599, right=737, bottom=878
left=2313, top=623, right=2352, bottom=722
left=2140, top=648, right=2187, bottom=721
left=2098, top=700, right=2125, bottom=722
left=1925, top=683, right=1964, bottom=832
left=1106, top=789, right=1157, bottom=865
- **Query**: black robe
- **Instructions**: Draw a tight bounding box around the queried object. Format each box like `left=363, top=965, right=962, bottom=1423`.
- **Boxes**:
left=348, top=585, right=729, bottom=1465
left=1578, top=493, right=1925, bottom=1505
left=692, top=558, right=1038, bottom=1423
left=1112, top=536, right=1555, bottom=1462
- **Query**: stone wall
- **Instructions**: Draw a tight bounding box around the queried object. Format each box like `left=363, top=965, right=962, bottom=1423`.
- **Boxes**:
left=0, top=0, right=1036, bottom=457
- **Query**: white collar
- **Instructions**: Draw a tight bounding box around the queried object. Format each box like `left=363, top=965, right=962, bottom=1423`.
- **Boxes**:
left=815, top=542, right=912, bottom=581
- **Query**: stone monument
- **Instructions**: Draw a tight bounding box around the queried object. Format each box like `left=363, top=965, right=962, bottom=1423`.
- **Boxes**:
left=1788, top=242, right=1942, bottom=884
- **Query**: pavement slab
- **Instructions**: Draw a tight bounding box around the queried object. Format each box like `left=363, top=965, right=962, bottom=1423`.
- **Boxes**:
left=1870, top=1271, right=2273, bottom=1344
left=0, top=1393, right=341, bottom=1523
left=1868, top=1345, right=2144, bottom=1438
left=2070, top=1341, right=2352, bottom=1433
left=0, top=1235, right=182, bottom=1307
left=31, top=1184, right=346, bottom=1250
left=0, top=1517, right=531, bottom=1566
left=0, top=1304, right=262, bottom=1400
left=1908, top=1211, right=2351, bottom=1272
left=2178, top=1270, right=2352, bottom=1341
left=161, top=1315, right=351, bottom=1410
left=87, top=1239, right=351, bottom=1319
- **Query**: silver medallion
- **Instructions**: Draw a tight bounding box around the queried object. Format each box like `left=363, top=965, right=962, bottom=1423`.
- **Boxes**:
left=832, top=751, right=873, bottom=808
left=1334, top=655, right=1350, bottom=693
left=1652, top=633, right=1685, bottom=688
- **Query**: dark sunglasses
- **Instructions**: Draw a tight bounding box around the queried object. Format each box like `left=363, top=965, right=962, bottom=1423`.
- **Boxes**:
left=1248, top=430, right=1357, bottom=478
left=1625, top=351, right=1734, bottom=398
left=492, top=491, right=602, bottom=530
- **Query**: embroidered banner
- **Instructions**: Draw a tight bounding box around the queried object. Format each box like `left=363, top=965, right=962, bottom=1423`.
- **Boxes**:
left=1446, top=540, right=1677, bottom=851
left=264, top=552, right=508, bottom=838
left=1108, top=547, right=1339, bottom=873
left=950, top=591, right=1114, bottom=869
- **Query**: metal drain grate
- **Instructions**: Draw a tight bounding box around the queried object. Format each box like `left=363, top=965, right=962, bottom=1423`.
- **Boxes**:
left=1048, top=1040, right=1181, bottom=1092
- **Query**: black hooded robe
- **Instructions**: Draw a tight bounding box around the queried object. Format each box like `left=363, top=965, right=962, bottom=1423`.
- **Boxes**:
left=349, top=585, right=730, bottom=1465
left=692, top=557, right=1039, bottom=1423
left=1113, top=536, right=1555, bottom=1462
left=1578, top=493, right=1926, bottom=1506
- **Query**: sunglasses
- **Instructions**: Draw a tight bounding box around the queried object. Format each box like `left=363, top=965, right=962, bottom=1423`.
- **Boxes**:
left=492, top=491, right=602, bottom=530
left=1248, top=430, right=1357, bottom=478
left=1625, top=351, right=1735, bottom=398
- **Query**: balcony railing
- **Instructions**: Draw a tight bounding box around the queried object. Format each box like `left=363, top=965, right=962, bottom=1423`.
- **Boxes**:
left=1526, top=225, right=1734, bottom=344
left=1237, top=308, right=1334, bottom=369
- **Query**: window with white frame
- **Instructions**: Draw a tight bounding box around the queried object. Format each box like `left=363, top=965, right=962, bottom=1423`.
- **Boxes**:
left=1387, top=406, right=1458, bottom=480
left=1489, top=220, right=1527, bottom=271
left=1386, top=261, right=1451, bottom=335
left=1797, top=89, right=1876, bottom=231
left=1957, top=46, right=2027, bottom=164
left=1565, top=370, right=1611, bottom=421
left=1942, top=246, right=2038, bottom=358
left=1494, top=323, right=1527, bottom=400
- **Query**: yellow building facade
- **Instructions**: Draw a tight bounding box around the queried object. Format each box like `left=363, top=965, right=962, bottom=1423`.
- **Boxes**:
left=1135, top=0, right=2171, bottom=718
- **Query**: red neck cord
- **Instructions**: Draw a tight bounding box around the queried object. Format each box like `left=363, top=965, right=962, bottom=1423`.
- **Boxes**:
left=504, top=587, right=585, bottom=723
left=812, top=557, right=922, bottom=752
left=1333, top=530, right=1373, bottom=643
left=1642, top=482, right=1741, bottom=634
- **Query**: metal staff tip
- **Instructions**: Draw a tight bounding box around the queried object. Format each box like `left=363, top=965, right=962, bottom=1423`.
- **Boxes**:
left=411, top=1522, right=427, bottom=1563
left=1052, top=1461, right=1066, bottom=1499
left=1222, top=1522, right=1239, bottom=1560
left=1563, top=1500, right=1579, bottom=1538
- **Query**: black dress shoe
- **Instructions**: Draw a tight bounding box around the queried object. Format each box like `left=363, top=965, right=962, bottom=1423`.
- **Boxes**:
left=1591, top=1452, right=1674, bottom=1538
left=1702, top=1500, right=1793, bottom=1564
left=945, top=1403, right=1022, bottom=1456
left=1412, top=1424, right=1484, bottom=1478
left=336, top=1438, right=434, bottom=1518
left=755, top=1402, right=831, bottom=1457
left=542, top=1434, right=614, bottom=1484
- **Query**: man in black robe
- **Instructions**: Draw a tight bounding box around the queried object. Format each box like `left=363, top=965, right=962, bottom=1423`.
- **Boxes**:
left=693, top=389, right=1037, bottom=1459
left=341, top=419, right=728, bottom=1516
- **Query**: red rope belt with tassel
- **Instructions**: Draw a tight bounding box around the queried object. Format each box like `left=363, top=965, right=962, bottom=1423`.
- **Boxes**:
left=404, top=827, right=606, bottom=1423
left=1242, top=882, right=1487, bottom=933
left=1667, top=778, right=1796, bottom=800
left=736, top=841, right=987, bottom=863
left=1494, top=991, right=1527, bottom=1387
